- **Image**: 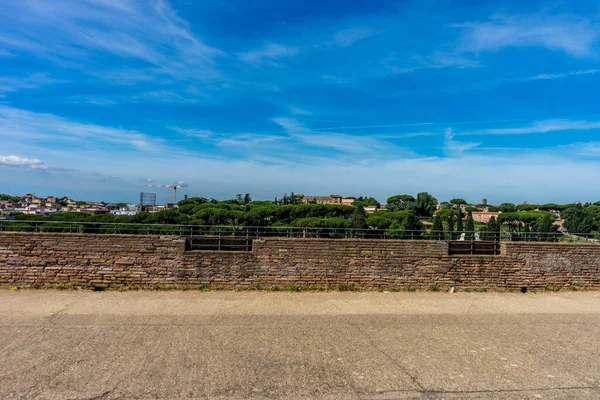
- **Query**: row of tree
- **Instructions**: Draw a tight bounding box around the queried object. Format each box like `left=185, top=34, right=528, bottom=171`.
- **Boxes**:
left=431, top=211, right=476, bottom=240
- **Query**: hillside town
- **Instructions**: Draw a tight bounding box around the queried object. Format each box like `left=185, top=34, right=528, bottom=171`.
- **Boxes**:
left=0, top=194, right=111, bottom=216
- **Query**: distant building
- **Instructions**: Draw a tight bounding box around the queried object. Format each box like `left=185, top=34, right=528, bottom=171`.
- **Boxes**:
left=470, top=211, right=501, bottom=223
left=298, top=194, right=347, bottom=205
left=111, top=204, right=140, bottom=216
left=482, top=198, right=487, bottom=205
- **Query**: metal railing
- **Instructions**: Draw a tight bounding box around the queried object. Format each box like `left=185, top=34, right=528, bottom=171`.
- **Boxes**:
left=0, top=220, right=597, bottom=242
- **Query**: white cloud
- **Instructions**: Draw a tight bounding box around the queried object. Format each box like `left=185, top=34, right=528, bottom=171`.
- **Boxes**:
left=0, top=105, right=161, bottom=153
left=565, top=142, right=600, bottom=157
left=288, top=107, right=312, bottom=115
left=238, top=43, right=298, bottom=64
left=0, top=0, right=224, bottom=82
left=170, top=127, right=214, bottom=138
left=381, top=51, right=481, bottom=75
left=466, top=119, right=600, bottom=135
left=0, top=155, right=47, bottom=169
left=525, top=69, right=600, bottom=81
left=272, top=117, right=402, bottom=153
left=0, top=73, right=64, bottom=96
left=218, top=134, right=286, bottom=148
left=332, top=27, right=378, bottom=47
left=454, top=14, right=598, bottom=57
left=444, top=128, right=479, bottom=155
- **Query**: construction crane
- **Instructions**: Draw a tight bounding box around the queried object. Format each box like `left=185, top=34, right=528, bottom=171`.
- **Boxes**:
left=146, top=182, right=187, bottom=205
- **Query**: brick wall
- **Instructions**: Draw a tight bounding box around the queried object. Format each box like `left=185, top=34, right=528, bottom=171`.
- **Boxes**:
left=1, top=233, right=599, bottom=290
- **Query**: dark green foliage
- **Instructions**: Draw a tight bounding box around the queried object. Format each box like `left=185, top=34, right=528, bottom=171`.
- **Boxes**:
left=536, top=213, right=558, bottom=241
left=465, top=206, right=479, bottom=212
left=403, top=205, right=422, bottom=232
left=456, top=213, right=464, bottom=233
left=353, top=196, right=380, bottom=207
left=415, top=192, right=438, bottom=217
left=450, top=198, right=467, bottom=205
left=0, top=194, right=22, bottom=202
left=432, top=214, right=443, bottom=240
left=579, top=217, right=594, bottom=236
left=481, top=216, right=500, bottom=241
left=177, top=197, right=208, bottom=207
left=386, top=194, right=415, bottom=211
left=538, top=203, right=572, bottom=211
left=365, top=211, right=407, bottom=229
left=465, top=212, right=475, bottom=240
left=562, top=205, right=600, bottom=235
left=275, top=192, right=302, bottom=205
left=515, top=204, right=539, bottom=211
left=498, top=203, right=516, bottom=212
left=497, top=211, right=553, bottom=224
left=435, top=208, right=461, bottom=220
left=350, top=206, right=367, bottom=229
left=446, top=213, right=454, bottom=240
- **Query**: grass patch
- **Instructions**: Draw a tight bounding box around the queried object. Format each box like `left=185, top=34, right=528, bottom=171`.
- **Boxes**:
left=337, top=283, right=360, bottom=292
left=288, top=284, right=301, bottom=293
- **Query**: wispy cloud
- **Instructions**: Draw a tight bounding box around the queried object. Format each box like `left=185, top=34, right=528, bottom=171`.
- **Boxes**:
left=170, top=127, right=214, bottom=138
left=288, top=107, right=312, bottom=115
left=0, top=105, right=161, bottom=152
left=454, top=13, right=598, bottom=57
left=331, top=27, right=379, bottom=47
left=238, top=43, right=298, bottom=64
left=0, top=155, right=48, bottom=169
left=464, top=119, right=600, bottom=135
left=381, top=51, right=481, bottom=75
left=0, top=73, right=64, bottom=97
left=525, top=69, right=600, bottom=81
left=272, top=117, right=402, bottom=153
left=218, top=134, right=287, bottom=148
left=564, top=142, right=600, bottom=157
left=444, top=128, right=479, bottom=156
left=0, top=0, right=224, bottom=82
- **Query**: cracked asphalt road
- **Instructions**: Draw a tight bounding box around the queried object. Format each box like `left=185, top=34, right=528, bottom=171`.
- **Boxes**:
left=1, top=291, right=599, bottom=399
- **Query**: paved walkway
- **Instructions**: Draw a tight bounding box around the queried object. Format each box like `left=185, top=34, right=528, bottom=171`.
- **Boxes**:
left=1, top=291, right=599, bottom=399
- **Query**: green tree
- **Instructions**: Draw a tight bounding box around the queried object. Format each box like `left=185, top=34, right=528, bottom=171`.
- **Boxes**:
left=521, top=223, right=531, bottom=241
left=450, top=198, right=467, bottom=206
left=516, top=204, right=539, bottom=211
left=465, top=212, right=475, bottom=240
left=536, top=213, right=555, bottom=241
left=432, top=214, right=443, bottom=240
left=403, top=205, right=422, bottom=238
left=482, top=216, right=500, bottom=241
left=456, top=212, right=464, bottom=235
left=579, top=216, right=593, bottom=236
left=415, top=192, right=438, bottom=217
left=353, top=196, right=380, bottom=207
left=386, top=194, right=415, bottom=211
left=243, top=193, right=252, bottom=204
left=446, top=213, right=454, bottom=240
left=498, top=203, right=516, bottom=213
left=350, top=205, right=367, bottom=230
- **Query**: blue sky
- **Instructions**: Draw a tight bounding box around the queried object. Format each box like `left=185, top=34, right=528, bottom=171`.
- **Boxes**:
left=2, top=0, right=600, bottom=204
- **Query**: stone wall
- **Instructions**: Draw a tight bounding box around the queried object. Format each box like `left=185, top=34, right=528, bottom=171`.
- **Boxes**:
left=1, top=232, right=599, bottom=290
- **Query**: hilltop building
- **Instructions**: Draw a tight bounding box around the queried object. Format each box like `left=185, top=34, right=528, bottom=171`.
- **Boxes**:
left=297, top=194, right=350, bottom=205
